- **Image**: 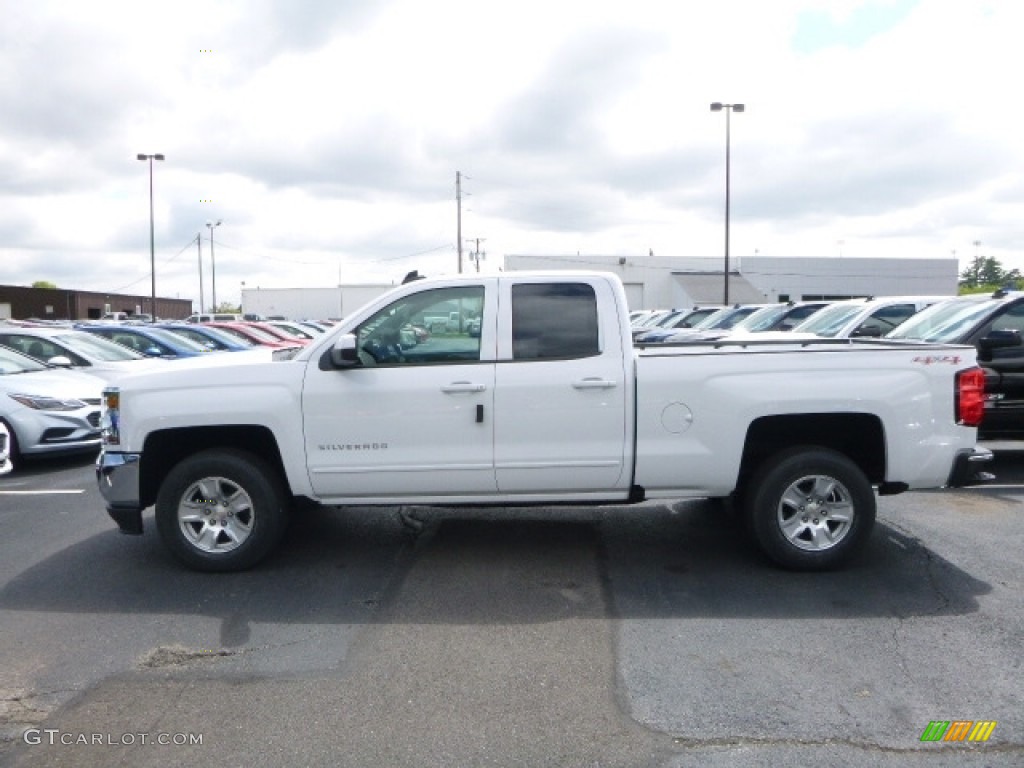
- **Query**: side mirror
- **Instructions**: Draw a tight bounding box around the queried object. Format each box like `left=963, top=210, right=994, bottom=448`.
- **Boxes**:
left=330, top=334, right=361, bottom=368
left=977, top=328, right=1021, bottom=362
left=143, top=346, right=164, bottom=357
left=851, top=325, right=882, bottom=338
left=47, top=355, right=73, bottom=368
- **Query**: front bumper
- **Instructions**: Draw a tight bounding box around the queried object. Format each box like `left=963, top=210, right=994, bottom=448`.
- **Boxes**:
left=95, top=450, right=144, bottom=534
left=946, top=446, right=995, bottom=488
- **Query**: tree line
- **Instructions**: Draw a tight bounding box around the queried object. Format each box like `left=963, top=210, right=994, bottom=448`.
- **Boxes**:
left=959, top=256, right=1021, bottom=294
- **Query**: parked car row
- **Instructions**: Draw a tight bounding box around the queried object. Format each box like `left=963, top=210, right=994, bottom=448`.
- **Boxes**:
left=0, top=316, right=322, bottom=473
left=631, top=289, right=1024, bottom=438
left=631, top=296, right=950, bottom=345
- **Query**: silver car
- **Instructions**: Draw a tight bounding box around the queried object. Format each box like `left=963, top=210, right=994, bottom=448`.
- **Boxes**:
left=0, top=345, right=105, bottom=463
left=0, top=327, right=168, bottom=383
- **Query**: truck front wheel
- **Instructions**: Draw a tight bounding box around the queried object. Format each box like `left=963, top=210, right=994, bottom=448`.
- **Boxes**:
left=155, top=449, right=288, bottom=572
left=744, top=447, right=875, bottom=571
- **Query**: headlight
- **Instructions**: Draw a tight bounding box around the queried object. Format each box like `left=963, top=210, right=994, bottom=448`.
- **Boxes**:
left=101, top=387, right=120, bottom=445
left=8, top=393, right=87, bottom=411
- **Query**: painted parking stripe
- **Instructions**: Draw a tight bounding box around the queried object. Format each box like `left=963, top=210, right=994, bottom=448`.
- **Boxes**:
left=0, top=490, right=86, bottom=495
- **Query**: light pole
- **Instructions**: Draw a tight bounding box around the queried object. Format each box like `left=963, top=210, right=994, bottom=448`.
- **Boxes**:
left=710, top=103, right=744, bottom=305
left=137, top=153, right=164, bottom=320
left=206, top=219, right=222, bottom=312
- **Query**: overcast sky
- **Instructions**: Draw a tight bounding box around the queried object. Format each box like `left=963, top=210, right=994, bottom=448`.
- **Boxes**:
left=2, top=0, right=1021, bottom=309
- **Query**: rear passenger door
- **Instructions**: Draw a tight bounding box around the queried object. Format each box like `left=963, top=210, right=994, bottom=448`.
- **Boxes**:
left=492, top=277, right=630, bottom=494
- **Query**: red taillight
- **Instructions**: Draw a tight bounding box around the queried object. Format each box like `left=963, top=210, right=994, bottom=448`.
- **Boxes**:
left=956, top=367, right=985, bottom=427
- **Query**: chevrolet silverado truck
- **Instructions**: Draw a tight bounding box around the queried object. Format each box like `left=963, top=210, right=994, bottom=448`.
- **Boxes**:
left=96, top=272, right=993, bottom=572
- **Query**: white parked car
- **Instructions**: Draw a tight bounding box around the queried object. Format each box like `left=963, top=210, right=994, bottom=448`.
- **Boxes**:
left=0, top=345, right=105, bottom=464
left=786, top=296, right=949, bottom=339
left=0, top=327, right=168, bottom=383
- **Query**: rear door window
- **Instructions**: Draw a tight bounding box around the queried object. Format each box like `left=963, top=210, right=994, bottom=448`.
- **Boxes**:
left=511, top=283, right=599, bottom=360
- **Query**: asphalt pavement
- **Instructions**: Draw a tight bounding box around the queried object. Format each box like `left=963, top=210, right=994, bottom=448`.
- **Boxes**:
left=0, top=445, right=1021, bottom=767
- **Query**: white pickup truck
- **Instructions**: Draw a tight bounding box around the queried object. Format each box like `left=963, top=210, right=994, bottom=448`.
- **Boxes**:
left=96, top=272, right=992, bottom=572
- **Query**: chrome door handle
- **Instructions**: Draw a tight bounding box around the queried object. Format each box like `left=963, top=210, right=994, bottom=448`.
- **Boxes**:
left=441, top=382, right=487, bottom=393
left=572, top=378, right=617, bottom=389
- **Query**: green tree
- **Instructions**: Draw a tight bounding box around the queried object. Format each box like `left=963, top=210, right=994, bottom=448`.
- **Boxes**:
left=214, top=302, right=241, bottom=313
left=958, top=256, right=1021, bottom=293
left=31, top=280, right=57, bottom=289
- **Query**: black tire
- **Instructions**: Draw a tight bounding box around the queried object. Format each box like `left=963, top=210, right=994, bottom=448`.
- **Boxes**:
left=155, top=449, right=288, bottom=572
left=744, top=446, right=875, bottom=571
left=1, top=418, right=19, bottom=470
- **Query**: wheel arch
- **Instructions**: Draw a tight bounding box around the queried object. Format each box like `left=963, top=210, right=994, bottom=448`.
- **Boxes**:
left=139, top=425, right=287, bottom=510
left=737, top=413, right=885, bottom=494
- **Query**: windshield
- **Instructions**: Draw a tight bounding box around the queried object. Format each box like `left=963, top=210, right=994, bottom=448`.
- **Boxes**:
left=886, top=297, right=998, bottom=342
left=183, top=326, right=254, bottom=348
left=0, top=345, right=48, bottom=374
left=217, top=324, right=282, bottom=344
left=138, top=328, right=210, bottom=351
left=732, top=305, right=790, bottom=332
left=634, top=311, right=669, bottom=329
left=695, top=306, right=762, bottom=331
left=791, top=302, right=864, bottom=337
left=54, top=331, right=145, bottom=361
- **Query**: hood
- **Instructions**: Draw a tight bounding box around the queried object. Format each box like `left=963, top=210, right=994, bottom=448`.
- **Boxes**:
left=0, top=367, right=106, bottom=400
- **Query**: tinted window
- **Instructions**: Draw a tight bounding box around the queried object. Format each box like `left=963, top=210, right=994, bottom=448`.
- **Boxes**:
left=988, top=302, right=1024, bottom=335
left=983, top=302, right=1024, bottom=359
left=857, top=304, right=917, bottom=335
left=511, top=283, right=599, bottom=360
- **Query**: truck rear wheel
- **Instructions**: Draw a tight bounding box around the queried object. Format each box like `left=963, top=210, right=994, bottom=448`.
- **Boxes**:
left=744, top=447, right=875, bottom=571
left=155, top=449, right=288, bottom=572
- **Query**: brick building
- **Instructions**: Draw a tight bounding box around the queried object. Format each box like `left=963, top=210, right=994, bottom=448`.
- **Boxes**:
left=0, top=285, right=192, bottom=321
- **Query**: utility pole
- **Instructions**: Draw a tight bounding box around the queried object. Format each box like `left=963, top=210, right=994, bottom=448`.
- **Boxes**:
left=456, top=171, right=463, bottom=273
left=466, top=238, right=486, bottom=272
left=196, top=233, right=204, bottom=313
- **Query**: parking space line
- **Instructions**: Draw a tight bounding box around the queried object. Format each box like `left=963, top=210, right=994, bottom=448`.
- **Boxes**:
left=0, top=490, right=86, bottom=495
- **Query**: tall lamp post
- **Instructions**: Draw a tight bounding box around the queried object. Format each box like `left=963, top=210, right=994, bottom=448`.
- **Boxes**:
left=137, top=153, right=165, bottom=320
left=710, top=103, right=744, bottom=305
left=206, top=219, right=222, bottom=312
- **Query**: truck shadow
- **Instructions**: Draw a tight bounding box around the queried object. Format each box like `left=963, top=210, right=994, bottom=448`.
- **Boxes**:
left=0, top=500, right=990, bottom=625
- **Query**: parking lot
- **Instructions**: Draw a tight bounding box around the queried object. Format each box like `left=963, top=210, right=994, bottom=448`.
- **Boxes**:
left=0, top=445, right=1021, bottom=767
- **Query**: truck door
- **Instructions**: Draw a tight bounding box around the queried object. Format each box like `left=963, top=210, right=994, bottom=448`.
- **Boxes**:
left=493, top=277, right=630, bottom=493
left=302, top=282, right=496, bottom=498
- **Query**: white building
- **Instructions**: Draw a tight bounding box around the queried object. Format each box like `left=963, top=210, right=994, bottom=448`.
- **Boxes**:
left=240, top=255, right=959, bottom=319
left=241, top=284, right=395, bottom=321
left=505, top=254, right=958, bottom=310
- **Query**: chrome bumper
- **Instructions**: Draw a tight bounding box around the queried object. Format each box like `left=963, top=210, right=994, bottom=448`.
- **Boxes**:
left=95, top=450, right=144, bottom=534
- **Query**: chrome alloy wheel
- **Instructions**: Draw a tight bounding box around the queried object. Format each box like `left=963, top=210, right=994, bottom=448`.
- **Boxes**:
left=176, top=476, right=255, bottom=554
left=775, top=474, right=854, bottom=552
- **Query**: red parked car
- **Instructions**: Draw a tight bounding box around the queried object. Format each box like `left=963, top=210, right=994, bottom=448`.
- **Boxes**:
left=207, top=322, right=305, bottom=350
left=241, top=321, right=311, bottom=346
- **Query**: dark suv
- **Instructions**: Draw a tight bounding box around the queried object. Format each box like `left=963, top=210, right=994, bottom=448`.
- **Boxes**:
left=886, top=290, right=1024, bottom=438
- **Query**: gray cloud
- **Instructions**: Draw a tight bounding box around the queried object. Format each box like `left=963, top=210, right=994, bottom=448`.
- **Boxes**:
left=735, top=111, right=1005, bottom=223
left=490, top=27, right=666, bottom=159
